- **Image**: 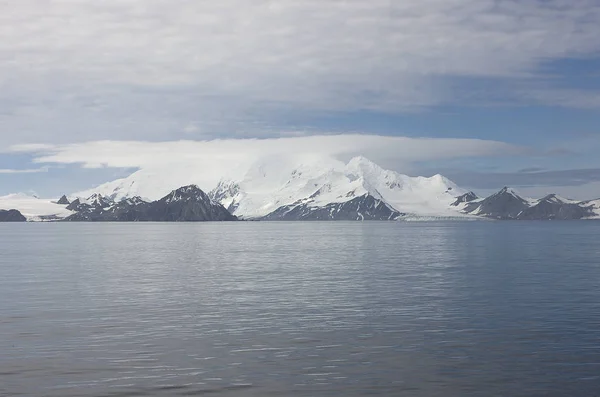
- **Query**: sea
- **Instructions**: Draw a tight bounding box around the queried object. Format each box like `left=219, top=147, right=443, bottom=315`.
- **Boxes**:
left=1, top=222, right=599, bottom=396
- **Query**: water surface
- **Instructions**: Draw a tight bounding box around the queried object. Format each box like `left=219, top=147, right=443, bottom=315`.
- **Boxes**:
left=1, top=222, right=599, bottom=396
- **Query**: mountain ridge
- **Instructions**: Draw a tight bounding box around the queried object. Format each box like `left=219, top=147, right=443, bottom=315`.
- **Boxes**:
left=64, top=185, right=236, bottom=222
left=3, top=156, right=600, bottom=221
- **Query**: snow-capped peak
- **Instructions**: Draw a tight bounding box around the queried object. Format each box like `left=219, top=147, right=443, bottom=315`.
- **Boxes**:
left=205, top=156, right=467, bottom=218
left=72, top=155, right=469, bottom=219
left=538, top=194, right=579, bottom=205
left=121, top=196, right=147, bottom=206
left=82, top=193, right=113, bottom=208
left=161, top=185, right=214, bottom=204
left=346, top=156, right=383, bottom=175
left=494, top=187, right=537, bottom=205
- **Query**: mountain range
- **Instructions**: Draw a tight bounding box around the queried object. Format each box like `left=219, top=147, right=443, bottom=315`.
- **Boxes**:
left=1, top=156, right=599, bottom=221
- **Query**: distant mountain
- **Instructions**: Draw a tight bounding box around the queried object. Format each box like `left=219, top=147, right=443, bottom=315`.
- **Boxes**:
left=262, top=194, right=404, bottom=221
left=450, top=192, right=478, bottom=207
left=142, top=185, right=236, bottom=222
left=210, top=156, right=466, bottom=220
left=517, top=194, right=594, bottom=220
left=56, top=155, right=600, bottom=222
left=72, top=155, right=467, bottom=221
left=0, top=209, right=26, bottom=222
left=65, top=185, right=236, bottom=222
left=460, top=188, right=600, bottom=220
left=462, top=187, right=532, bottom=219
left=57, top=195, right=70, bottom=205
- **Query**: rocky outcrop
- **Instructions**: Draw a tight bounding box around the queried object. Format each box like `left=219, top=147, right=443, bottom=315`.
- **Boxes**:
left=262, top=194, right=404, bottom=221
left=141, top=185, right=236, bottom=221
left=517, top=195, right=595, bottom=220
left=462, top=187, right=530, bottom=219
left=57, top=195, right=70, bottom=205
left=451, top=192, right=478, bottom=207
left=65, top=185, right=236, bottom=222
left=0, top=209, right=27, bottom=222
left=460, top=189, right=600, bottom=220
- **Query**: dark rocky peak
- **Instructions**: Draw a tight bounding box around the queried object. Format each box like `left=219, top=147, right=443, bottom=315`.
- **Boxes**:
left=161, top=185, right=212, bottom=204
left=262, top=193, right=404, bottom=221
left=66, top=198, right=85, bottom=212
left=537, top=194, right=573, bottom=205
left=451, top=192, right=478, bottom=206
left=149, top=185, right=236, bottom=221
left=519, top=196, right=594, bottom=220
left=86, top=193, right=113, bottom=208
left=493, top=187, right=526, bottom=201
left=462, top=186, right=531, bottom=219
left=57, top=195, right=70, bottom=205
left=121, top=196, right=147, bottom=206
left=0, top=209, right=27, bottom=222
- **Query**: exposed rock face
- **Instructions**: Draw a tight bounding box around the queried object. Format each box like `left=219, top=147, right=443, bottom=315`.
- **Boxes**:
left=463, top=187, right=530, bottom=219
left=65, top=196, right=146, bottom=221
left=57, top=195, right=70, bottom=205
left=262, top=194, right=404, bottom=221
left=0, top=209, right=27, bottom=222
left=209, top=180, right=241, bottom=213
left=460, top=189, right=600, bottom=220
left=142, top=185, right=236, bottom=221
left=66, top=198, right=82, bottom=211
left=451, top=192, right=478, bottom=207
left=65, top=185, right=236, bottom=222
left=518, top=195, right=595, bottom=220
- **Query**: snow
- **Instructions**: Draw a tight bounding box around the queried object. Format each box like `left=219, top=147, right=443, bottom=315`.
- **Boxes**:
left=582, top=199, right=600, bottom=219
left=539, top=194, right=580, bottom=205
left=0, top=193, right=73, bottom=221
left=212, top=156, right=469, bottom=219
left=71, top=154, right=473, bottom=220
left=72, top=165, right=214, bottom=202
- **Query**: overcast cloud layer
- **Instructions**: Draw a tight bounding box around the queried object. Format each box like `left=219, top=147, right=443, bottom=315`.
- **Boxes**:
left=1, top=0, right=600, bottom=146
left=9, top=135, right=519, bottom=186
left=1, top=1, right=600, bottom=197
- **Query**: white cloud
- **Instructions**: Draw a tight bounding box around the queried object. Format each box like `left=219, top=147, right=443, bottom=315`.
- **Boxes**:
left=0, top=167, right=48, bottom=174
left=1, top=1, right=599, bottom=146
left=10, top=135, right=519, bottom=189
left=1, top=3, right=599, bottom=101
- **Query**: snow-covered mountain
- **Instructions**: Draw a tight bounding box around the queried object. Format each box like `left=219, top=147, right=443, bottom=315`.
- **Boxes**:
left=459, top=187, right=600, bottom=220
left=65, top=185, right=236, bottom=222
left=71, top=155, right=468, bottom=220
left=64, top=155, right=600, bottom=221
left=210, top=156, right=468, bottom=219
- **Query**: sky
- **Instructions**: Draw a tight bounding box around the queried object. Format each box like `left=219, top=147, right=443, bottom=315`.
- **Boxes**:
left=1, top=0, right=600, bottom=199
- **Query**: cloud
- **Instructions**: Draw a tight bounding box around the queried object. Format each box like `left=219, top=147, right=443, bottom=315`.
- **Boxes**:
left=512, top=182, right=600, bottom=201
left=0, top=167, right=48, bottom=174
left=3, top=0, right=600, bottom=88
left=443, top=168, right=600, bottom=191
left=10, top=135, right=520, bottom=188
left=1, top=1, right=600, bottom=145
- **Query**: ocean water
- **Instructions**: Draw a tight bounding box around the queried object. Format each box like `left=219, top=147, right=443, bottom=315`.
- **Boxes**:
left=1, top=222, right=599, bottom=396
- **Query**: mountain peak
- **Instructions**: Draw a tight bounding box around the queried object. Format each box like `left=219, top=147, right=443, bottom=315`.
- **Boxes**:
left=496, top=186, right=522, bottom=198
left=176, top=184, right=202, bottom=192
left=450, top=191, right=478, bottom=206
left=346, top=156, right=381, bottom=171
left=57, top=195, right=70, bottom=205
left=84, top=193, right=113, bottom=208
left=162, top=184, right=212, bottom=204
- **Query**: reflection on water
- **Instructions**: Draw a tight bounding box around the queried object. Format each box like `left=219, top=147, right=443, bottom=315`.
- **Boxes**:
left=1, top=222, right=600, bottom=396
